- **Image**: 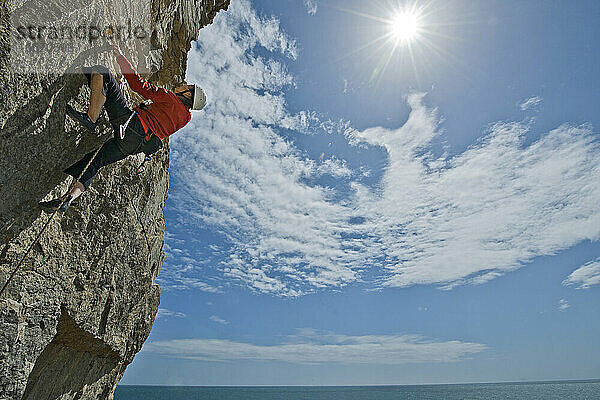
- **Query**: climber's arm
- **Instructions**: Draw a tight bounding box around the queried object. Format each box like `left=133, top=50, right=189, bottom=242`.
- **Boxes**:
left=112, top=44, right=168, bottom=102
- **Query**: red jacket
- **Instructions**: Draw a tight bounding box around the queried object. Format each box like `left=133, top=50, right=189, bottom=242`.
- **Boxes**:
left=116, top=55, right=191, bottom=139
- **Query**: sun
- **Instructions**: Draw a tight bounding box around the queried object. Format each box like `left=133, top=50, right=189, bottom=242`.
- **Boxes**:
left=333, top=1, right=450, bottom=83
left=390, top=11, right=420, bottom=42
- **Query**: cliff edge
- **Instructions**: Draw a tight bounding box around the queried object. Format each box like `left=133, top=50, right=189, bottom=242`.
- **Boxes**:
left=0, top=1, right=229, bottom=399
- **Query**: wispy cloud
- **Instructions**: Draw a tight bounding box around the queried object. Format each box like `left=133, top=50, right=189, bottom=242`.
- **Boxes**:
left=349, top=101, right=600, bottom=288
left=209, top=315, right=231, bottom=325
left=558, top=299, right=570, bottom=311
left=142, top=329, right=486, bottom=364
left=157, top=236, right=223, bottom=292
left=563, top=258, right=600, bottom=289
left=315, top=157, right=353, bottom=178
left=304, top=0, right=318, bottom=16
left=519, top=96, right=542, bottom=111
left=164, top=0, right=600, bottom=296
left=157, top=308, right=187, bottom=319
left=173, top=0, right=357, bottom=296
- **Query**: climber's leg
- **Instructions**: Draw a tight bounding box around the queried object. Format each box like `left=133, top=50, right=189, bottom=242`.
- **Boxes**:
left=68, top=64, right=133, bottom=133
left=87, top=72, right=106, bottom=123
left=64, top=137, right=129, bottom=191
left=65, top=72, right=105, bottom=131
left=40, top=135, right=133, bottom=212
left=82, top=65, right=131, bottom=125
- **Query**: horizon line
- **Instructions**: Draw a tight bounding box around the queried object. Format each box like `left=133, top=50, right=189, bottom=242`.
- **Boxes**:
left=118, top=377, right=600, bottom=388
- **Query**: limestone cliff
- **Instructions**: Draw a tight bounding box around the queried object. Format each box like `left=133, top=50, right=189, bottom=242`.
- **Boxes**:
left=0, top=1, right=229, bottom=399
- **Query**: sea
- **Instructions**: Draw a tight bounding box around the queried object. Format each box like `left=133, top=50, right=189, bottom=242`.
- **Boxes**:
left=114, top=380, right=600, bottom=400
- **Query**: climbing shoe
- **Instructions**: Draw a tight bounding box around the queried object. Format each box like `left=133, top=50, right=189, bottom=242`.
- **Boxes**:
left=38, top=198, right=62, bottom=212
left=58, top=195, right=74, bottom=213
left=39, top=196, right=77, bottom=213
left=66, top=104, right=97, bottom=132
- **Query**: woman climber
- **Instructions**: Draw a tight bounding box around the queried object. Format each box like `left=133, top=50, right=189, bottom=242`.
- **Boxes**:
left=39, top=44, right=206, bottom=212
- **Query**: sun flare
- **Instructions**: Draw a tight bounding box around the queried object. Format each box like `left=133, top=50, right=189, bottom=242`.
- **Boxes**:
left=390, top=12, right=420, bottom=42
left=334, top=1, right=450, bottom=83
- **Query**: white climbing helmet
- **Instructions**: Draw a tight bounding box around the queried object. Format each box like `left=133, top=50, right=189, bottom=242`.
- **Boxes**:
left=192, top=85, right=207, bottom=110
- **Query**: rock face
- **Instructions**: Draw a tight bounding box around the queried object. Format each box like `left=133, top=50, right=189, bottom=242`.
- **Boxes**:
left=0, top=1, right=229, bottom=399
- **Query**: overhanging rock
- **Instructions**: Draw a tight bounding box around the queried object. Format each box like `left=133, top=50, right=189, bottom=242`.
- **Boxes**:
left=0, top=1, right=230, bottom=399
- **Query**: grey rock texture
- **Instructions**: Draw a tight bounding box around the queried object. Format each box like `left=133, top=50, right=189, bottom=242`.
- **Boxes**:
left=0, top=0, right=229, bottom=399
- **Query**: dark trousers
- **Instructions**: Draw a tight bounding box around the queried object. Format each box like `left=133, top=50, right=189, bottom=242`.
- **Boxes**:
left=64, top=65, right=161, bottom=189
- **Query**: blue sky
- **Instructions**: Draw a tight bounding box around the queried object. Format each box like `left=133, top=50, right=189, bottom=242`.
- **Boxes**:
left=121, top=0, right=600, bottom=385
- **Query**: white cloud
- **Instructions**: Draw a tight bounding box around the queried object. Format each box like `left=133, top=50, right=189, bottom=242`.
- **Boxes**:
left=162, top=277, right=221, bottom=293
left=348, top=96, right=600, bottom=288
left=159, top=227, right=223, bottom=292
left=519, top=96, right=542, bottom=111
left=142, top=329, right=486, bottom=364
left=173, top=0, right=359, bottom=296
left=164, top=0, right=600, bottom=296
left=156, top=308, right=187, bottom=319
left=558, top=299, right=570, bottom=311
left=315, top=157, right=353, bottom=178
left=563, top=258, right=600, bottom=289
left=304, top=0, right=318, bottom=16
left=209, top=315, right=231, bottom=325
